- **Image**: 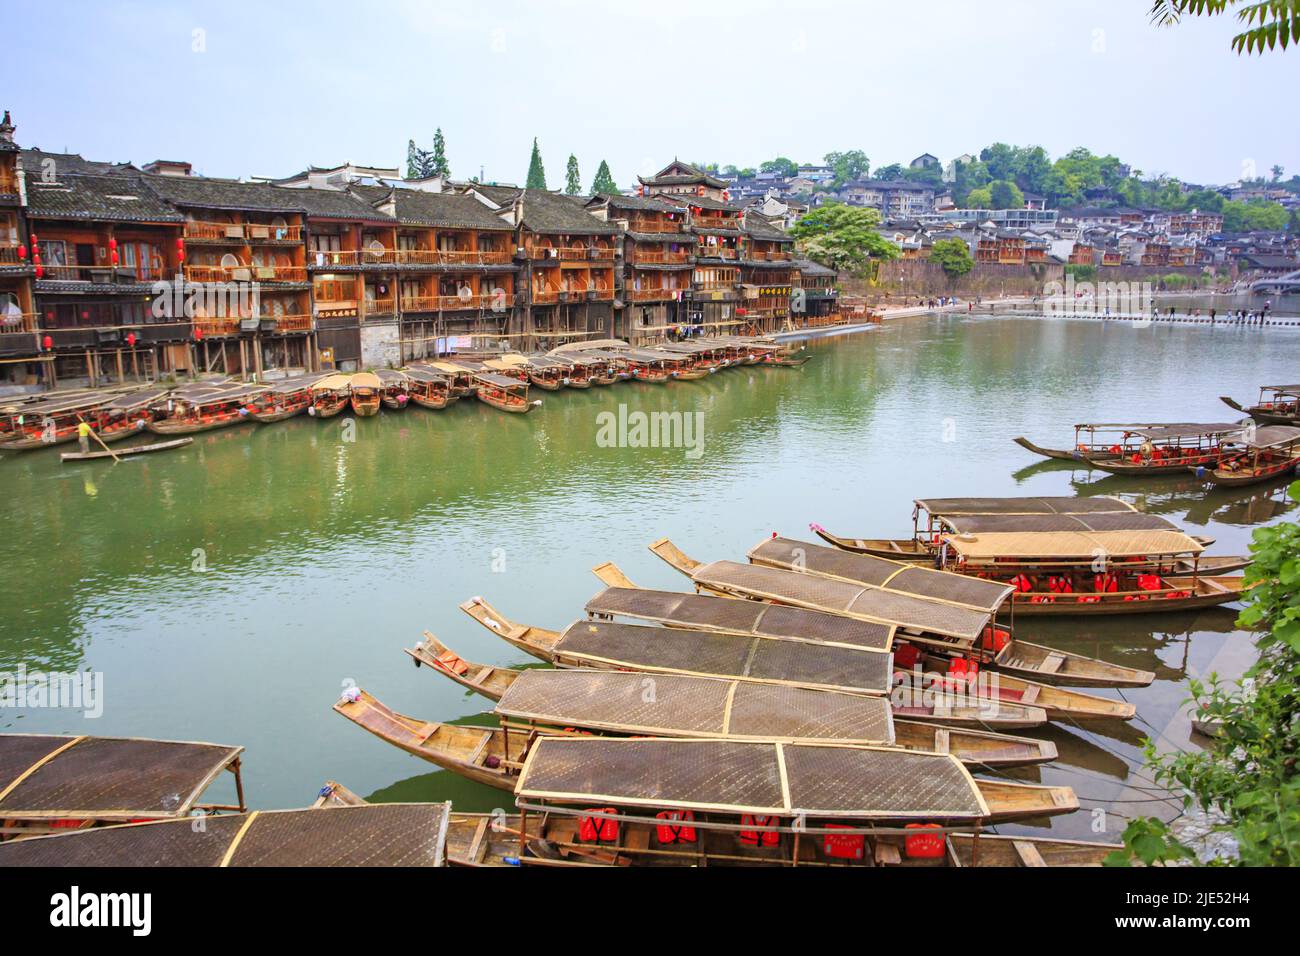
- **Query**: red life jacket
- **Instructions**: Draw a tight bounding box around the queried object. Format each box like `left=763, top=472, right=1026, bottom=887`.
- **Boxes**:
left=1094, top=573, right=1118, bottom=593
left=655, top=809, right=697, bottom=845
left=1136, top=573, right=1162, bottom=591
left=579, top=808, right=620, bottom=844
left=904, top=823, right=945, bottom=859
left=822, top=824, right=865, bottom=860
left=1009, top=573, right=1033, bottom=593
left=739, top=814, right=781, bottom=847
left=980, top=626, right=1010, bottom=653
left=893, top=643, right=920, bottom=669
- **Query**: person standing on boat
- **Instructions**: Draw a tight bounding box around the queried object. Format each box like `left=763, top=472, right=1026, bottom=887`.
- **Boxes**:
left=77, top=420, right=92, bottom=455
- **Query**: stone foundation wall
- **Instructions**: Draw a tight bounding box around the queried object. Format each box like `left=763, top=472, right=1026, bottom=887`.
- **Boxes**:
left=359, top=317, right=401, bottom=369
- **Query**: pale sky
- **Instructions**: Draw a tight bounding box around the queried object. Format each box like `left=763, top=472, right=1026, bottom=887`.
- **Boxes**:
left=5, top=0, right=1298, bottom=188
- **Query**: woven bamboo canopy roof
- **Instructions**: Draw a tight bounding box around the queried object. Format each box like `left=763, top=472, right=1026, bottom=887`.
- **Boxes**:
left=915, top=496, right=1135, bottom=516
left=0, top=804, right=450, bottom=866
left=495, top=669, right=895, bottom=745
left=0, top=734, right=241, bottom=822
left=515, top=737, right=989, bottom=820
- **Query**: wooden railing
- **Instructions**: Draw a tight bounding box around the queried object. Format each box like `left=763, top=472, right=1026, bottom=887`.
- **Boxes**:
left=194, top=317, right=242, bottom=336
left=531, top=289, right=560, bottom=304
left=399, top=293, right=498, bottom=312
left=527, top=245, right=603, bottom=262
left=588, top=247, right=616, bottom=262
left=627, top=288, right=675, bottom=301
left=746, top=250, right=793, bottom=262
left=267, top=314, right=313, bottom=332
left=0, top=245, right=25, bottom=266
left=364, top=297, right=397, bottom=316
left=633, top=250, right=690, bottom=265
left=628, top=219, right=685, bottom=234
left=0, top=171, right=17, bottom=195
left=696, top=247, right=739, bottom=260
left=39, top=265, right=160, bottom=283
left=693, top=217, right=741, bottom=231
left=187, top=263, right=307, bottom=283
left=0, top=312, right=39, bottom=333
left=184, top=221, right=302, bottom=242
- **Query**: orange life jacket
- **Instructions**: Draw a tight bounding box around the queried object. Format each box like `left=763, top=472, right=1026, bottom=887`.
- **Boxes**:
left=893, top=643, right=920, bottom=669
left=579, top=808, right=620, bottom=844
left=1094, top=573, right=1118, bottom=593
left=1136, top=573, right=1162, bottom=591
left=904, top=823, right=945, bottom=859
left=822, top=823, right=865, bottom=861
left=1009, top=573, right=1033, bottom=593
left=739, top=814, right=781, bottom=847
left=980, top=626, right=1010, bottom=653
left=655, top=809, right=697, bottom=845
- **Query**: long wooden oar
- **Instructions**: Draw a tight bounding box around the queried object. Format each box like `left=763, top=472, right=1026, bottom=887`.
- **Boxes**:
left=75, top=413, right=121, bottom=463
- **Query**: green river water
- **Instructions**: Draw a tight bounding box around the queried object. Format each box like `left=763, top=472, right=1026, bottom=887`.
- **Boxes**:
left=3, top=313, right=1298, bottom=842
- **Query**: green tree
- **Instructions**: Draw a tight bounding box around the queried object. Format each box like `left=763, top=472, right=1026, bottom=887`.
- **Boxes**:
left=965, top=186, right=994, bottom=208
left=930, top=238, right=973, bottom=278
left=952, top=158, right=991, bottom=206
left=406, top=139, right=433, bottom=179
left=1150, top=1, right=1300, bottom=55
left=788, top=202, right=898, bottom=273
left=989, top=180, right=1025, bottom=209
left=1108, top=482, right=1300, bottom=867
left=525, top=138, right=547, bottom=190
left=1272, top=164, right=1285, bottom=181
left=590, top=160, right=618, bottom=195
left=564, top=154, right=582, bottom=195
left=1223, top=198, right=1289, bottom=231
left=873, top=163, right=904, bottom=182
left=430, top=128, right=450, bottom=178
left=760, top=157, right=798, bottom=177
left=824, top=150, right=870, bottom=186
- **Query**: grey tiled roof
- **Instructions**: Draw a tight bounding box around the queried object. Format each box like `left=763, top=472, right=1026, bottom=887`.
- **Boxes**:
left=352, top=186, right=513, bottom=230
left=144, top=174, right=307, bottom=213
left=24, top=171, right=183, bottom=222
left=289, top=186, right=395, bottom=222
left=518, top=189, right=619, bottom=235
left=742, top=215, right=793, bottom=241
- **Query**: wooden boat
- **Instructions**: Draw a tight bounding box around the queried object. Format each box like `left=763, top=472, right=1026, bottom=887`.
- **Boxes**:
left=61, top=437, right=193, bottom=462
left=422, top=360, right=475, bottom=399
left=1012, top=422, right=1238, bottom=464
left=1193, top=425, right=1300, bottom=488
left=573, top=350, right=629, bottom=383
left=245, top=374, right=321, bottom=422
left=311, top=782, right=522, bottom=867
left=147, top=383, right=266, bottom=435
left=409, top=639, right=1058, bottom=767
left=457, top=597, right=1048, bottom=728
left=551, top=355, right=593, bottom=388
left=308, top=374, right=351, bottom=418
left=348, top=371, right=383, bottom=417
left=522, top=356, right=572, bottom=390
left=1222, top=384, right=1300, bottom=425
left=946, top=834, right=1121, bottom=867
left=402, top=367, right=451, bottom=410
left=614, top=348, right=677, bottom=382
left=761, top=350, right=812, bottom=368
left=1080, top=423, right=1249, bottom=476
left=474, top=372, right=540, bottom=413
left=592, top=561, right=1153, bottom=690
left=374, top=369, right=411, bottom=409
left=652, top=343, right=715, bottom=379
left=90, top=387, right=170, bottom=442
left=0, top=733, right=245, bottom=839
left=0, top=392, right=114, bottom=450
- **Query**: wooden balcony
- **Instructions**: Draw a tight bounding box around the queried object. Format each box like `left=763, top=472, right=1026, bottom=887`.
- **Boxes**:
left=746, top=250, right=793, bottom=262
left=696, top=247, right=739, bottom=260
left=0, top=170, right=17, bottom=195
left=0, top=245, right=27, bottom=266
left=693, top=217, right=741, bottom=231
left=531, top=289, right=560, bottom=305
left=186, top=263, right=306, bottom=283
left=628, top=219, right=685, bottom=234
left=39, top=265, right=160, bottom=284
left=195, top=317, right=242, bottom=336
left=399, top=293, right=497, bottom=312
left=626, top=288, right=676, bottom=302
left=266, top=314, right=313, bottom=332
left=364, top=297, right=397, bottom=316
left=395, top=248, right=512, bottom=266
left=183, top=221, right=303, bottom=243
left=0, top=312, right=39, bottom=333
left=634, top=251, right=691, bottom=265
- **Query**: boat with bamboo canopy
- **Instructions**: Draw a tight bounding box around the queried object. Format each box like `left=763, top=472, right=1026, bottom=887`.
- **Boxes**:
left=400, top=647, right=1057, bottom=767
left=0, top=733, right=246, bottom=841
left=456, top=597, right=1047, bottom=728
left=88, top=387, right=169, bottom=442
left=245, top=374, right=322, bottom=422
left=308, top=374, right=352, bottom=418
left=374, top=369, right=411, bottom=409
left=419, top=360, right=476, bottom=398
left=348, top=371, right=383, bottom=417
left=402, top=367, right=452, bottom=409
left=0, top=802, right=450, bottom=866
left=312, top=782, right=520, bottom=867
left=474, top=371, right=540, bottom=413
left=503, top=736, right=1077, bottom=866
left=1193, top=425, right=1300, bottom=488
left=588, top=560, right=1153, bottom=690
left=1222, top=384, right=1300, bottom=425
left=612, top=347, right=681, bottom=382
left=521, top=355, right=573, bottom=390
left=651, top=342, right=717, bottom=378
left=810, top=495, right=1250, bottom=576
left=0, top=391, right=114, bottom=449
left=1080, top=423, right=1250, bottom=476
left=560, top=348, right=629, bottom=382
left=1014, top=422, right=1242, bottom=464
left=550, top=354, right=597, bottom=387
left=146, top=382, right=266, bottom=435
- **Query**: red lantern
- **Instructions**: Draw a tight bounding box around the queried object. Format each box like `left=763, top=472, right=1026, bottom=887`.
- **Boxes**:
left=34, top=265, right=43, bottom=278
left=111, top=250, right=119, bottom=265
left=193, top=325, right=203, bottom=341
left=81, top=310, right=90, bottom=320
left=28, top=233, right=36, bottom=245
left=176, top=237, right=185, bottom=262
left=16, top=244, right=25, bottom=260
left=126, top=332, right=136, bottom=347
left=108, top=238, right=117, bottom=251
left=42, top=335, right=52, bottom=350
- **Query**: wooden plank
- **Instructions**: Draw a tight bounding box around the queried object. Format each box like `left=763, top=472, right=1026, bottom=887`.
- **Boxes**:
left=1012, top=839, right=1048, bottom=867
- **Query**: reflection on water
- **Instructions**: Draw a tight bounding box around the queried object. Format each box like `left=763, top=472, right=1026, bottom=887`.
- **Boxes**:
left=1, top=313, right=1296, bottom=843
